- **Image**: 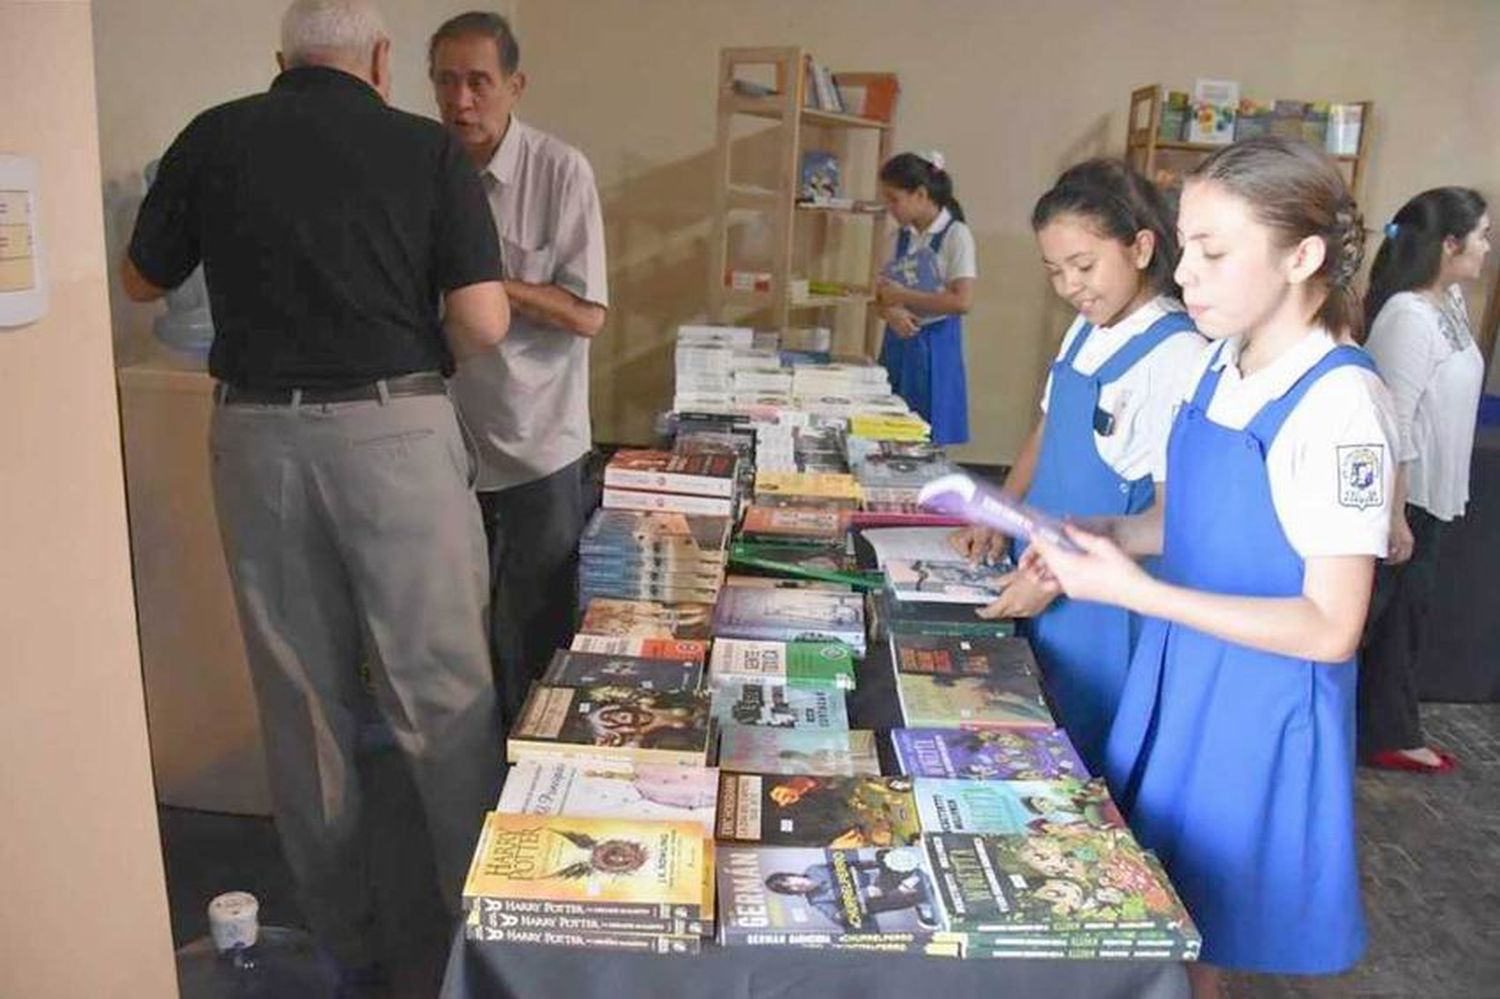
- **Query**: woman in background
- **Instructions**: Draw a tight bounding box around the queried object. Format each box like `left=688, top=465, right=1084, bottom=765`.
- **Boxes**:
left=1359, top=187, right=1490, bottom=773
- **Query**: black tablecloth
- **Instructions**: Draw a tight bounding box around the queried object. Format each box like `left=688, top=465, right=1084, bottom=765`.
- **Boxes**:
left=1418, top=428, right=1500, bottom=702
left=439, top=936, right=1189, bottom=999
left=439, top=636, right=1190, bottom=999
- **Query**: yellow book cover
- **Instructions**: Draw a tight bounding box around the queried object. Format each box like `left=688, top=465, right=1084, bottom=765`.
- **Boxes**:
left=463, top=813, right=707, bottom=914
left=755, top=472, right=863, bottom=501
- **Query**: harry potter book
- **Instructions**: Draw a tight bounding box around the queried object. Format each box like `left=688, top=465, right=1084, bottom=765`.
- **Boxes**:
left=462, top=813, right=707, bottom=921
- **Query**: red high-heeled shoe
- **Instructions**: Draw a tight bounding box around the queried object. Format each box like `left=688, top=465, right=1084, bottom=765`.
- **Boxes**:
left=1365, top=748, right=1457, bottom=774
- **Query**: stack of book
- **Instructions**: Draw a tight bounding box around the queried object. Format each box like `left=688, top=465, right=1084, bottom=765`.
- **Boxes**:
left=712, top=583, right=867, bottom=657
left=715, top=773, right=922, bottom=850
left=602, top=449, right=739, bottom=519
left=575, top=597, right=715, bottom=643
left=790, top=362, right=891, bottom=401
left=848, top=412, right=931, bottom=443
left=462, top=812, right=709, bottom=953
left=507, top=683, right=715, bottom=768
left=718, top=726, right=880, bottom=776
left=855, top=452, right=956, bottom=513
left=739, top=506, right=848, bottom=546
left=728, top=540, right=880, bottom=590
left=578, top=509, right=731, bottom=606
left=891, top=634, right=1054, bottom=730
left=891, top=726, right=1087, bottom=782
left=910, top=776, right=1124, bottom=836
left=924, top=828, right=1201, bottom=960
left=673, top=328, right=742, bottom=412
left=716, top=843, right=955, bottom=954
left=709, top=638, right=857, bottom=691
left=540, top=647, right=704, bottom=693
left=754, top=471, right=863, bottom=510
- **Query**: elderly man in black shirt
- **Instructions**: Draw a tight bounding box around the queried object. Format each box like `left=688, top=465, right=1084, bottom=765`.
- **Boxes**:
left=122, top=0, right=507, bottom=981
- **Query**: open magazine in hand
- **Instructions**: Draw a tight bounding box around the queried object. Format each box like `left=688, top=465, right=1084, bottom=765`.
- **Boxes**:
left=916, top=473, right=1084, bottom=554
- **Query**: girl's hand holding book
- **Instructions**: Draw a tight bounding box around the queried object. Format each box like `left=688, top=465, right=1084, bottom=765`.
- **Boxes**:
left=1029, top=524, right=1150, bottom=609
left=975, top=568, right=1060, bottom=620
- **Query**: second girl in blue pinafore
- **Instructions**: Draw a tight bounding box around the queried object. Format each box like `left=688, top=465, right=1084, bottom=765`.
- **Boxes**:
left=874, top=151, right=976, bottom=446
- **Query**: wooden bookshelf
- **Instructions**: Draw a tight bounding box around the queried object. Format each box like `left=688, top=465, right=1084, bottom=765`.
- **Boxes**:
left=707, top=47, right=899, bottom=358
left=1125, top=84, right=1374, bottom=197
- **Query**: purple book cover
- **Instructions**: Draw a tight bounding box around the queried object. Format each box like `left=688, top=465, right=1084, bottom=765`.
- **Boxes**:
left=891, top=726, right=1088, bottom=781
left=916, top=473, right=1082, bottom=553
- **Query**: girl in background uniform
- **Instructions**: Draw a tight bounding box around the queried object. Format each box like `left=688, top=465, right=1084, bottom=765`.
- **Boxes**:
left=1359, top=187, right=1490, bottom=773
left=953, top=159, right=1203, bottom=771
left=875, top=151, right=976, bottom=445
left=1025, top=136, right=1398, bottom=994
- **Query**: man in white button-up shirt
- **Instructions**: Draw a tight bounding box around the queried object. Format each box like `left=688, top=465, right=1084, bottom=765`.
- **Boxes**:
left=430, top=11, right=609, bottom=722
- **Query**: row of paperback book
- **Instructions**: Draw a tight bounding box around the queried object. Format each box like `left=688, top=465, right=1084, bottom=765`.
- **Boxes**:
left=458, top=325, right=1198, bottom=961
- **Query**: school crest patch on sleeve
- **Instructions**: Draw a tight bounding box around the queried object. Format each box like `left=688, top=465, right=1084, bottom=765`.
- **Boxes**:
left=1337, top=444, right=1385, bottom=510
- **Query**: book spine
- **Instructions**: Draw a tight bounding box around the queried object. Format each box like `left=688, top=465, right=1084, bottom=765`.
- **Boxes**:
left=603, top=488, right=735, bottom=518
left=473, top=901, right=703, bottom=937
left=465, top=894, right=702, bottom=924
left=466, top=922, right=702, bottom=954
left=723, top=930, right=954, bottom=955
left=604, top=466, right=736, bottom=499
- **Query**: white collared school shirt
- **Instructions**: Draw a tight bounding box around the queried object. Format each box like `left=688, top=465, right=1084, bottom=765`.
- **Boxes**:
left=1040, top=295, right=1206, bottom=484
left=1175, top=329, right=1399, bottom=559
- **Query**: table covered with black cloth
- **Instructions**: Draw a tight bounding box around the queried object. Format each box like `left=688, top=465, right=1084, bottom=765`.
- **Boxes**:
left=439, top=637, right=1190, bottom=999
left=1418, top=428, right=1500, bottom=702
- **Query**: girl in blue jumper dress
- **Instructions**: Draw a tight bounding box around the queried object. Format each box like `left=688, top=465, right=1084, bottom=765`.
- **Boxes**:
left=952, top=159, right=1203, bottom=772
left=1024, top=137, right=1397, bottom=995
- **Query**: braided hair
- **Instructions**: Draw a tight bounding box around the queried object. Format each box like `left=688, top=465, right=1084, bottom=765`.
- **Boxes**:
left=1190, top=136, right=1369, bottom=341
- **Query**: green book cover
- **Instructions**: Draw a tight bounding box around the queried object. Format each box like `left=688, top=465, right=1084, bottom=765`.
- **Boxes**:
left=710, top=638, right=856, bottom=690
left=729, top=541, right=883, bottom=591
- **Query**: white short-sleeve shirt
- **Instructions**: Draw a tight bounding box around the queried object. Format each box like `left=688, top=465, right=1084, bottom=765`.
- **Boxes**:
left=1177, top=330, right=1398, bottom=559
left=885, top=206, right=978, bottom=285
left=449, top=116, right=610, bottom=491
left=1363, top=287, right=1485, bottom=521
left=1039, top=296, right=1206, bottom=483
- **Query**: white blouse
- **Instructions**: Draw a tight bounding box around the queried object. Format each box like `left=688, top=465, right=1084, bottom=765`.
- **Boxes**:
left=1364, top=287, right=1485, bottom=521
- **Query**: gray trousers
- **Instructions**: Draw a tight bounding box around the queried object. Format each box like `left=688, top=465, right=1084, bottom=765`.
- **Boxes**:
left=209, top=390, right=501, bottom=966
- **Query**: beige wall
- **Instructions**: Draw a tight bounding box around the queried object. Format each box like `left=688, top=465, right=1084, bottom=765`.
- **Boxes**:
left=94, top=0, right=1500, bottom=458
left=514, top=0, right=1500, bottom=460
left=0, top=2, right=177, bottom=996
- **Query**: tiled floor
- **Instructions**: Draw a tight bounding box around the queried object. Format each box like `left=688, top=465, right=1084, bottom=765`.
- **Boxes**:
left=160, top=702, right=1500, bottom=998
left=1229, top=703, right=1500, bottom=999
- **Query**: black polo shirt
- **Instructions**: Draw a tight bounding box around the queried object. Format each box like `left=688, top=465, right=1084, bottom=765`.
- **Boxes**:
left=128, top=65, right=501, bottom=389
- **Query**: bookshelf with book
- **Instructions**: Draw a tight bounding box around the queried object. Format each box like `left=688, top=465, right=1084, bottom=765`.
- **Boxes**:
left=709, top=46, right=901, bottom=360
left=1124, top=82, right=1373, bottom=198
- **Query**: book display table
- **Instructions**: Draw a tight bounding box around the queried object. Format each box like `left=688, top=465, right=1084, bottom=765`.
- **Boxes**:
left=439, top=643, right=1190, bottom=999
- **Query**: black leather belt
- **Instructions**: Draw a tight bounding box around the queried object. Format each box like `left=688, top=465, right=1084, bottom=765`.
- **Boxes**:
left=217, top=371, right=447, bottom=406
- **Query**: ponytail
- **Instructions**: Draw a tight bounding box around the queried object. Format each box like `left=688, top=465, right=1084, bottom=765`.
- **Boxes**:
left=880, top=151, right=965, bottom=223
left=1365, top=187, right=1487, bottom=327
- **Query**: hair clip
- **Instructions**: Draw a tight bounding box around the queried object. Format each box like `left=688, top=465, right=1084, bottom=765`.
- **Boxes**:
left=1384, top=221, right=1400, bottom=239
left=921, top=150, right=946, bottom=172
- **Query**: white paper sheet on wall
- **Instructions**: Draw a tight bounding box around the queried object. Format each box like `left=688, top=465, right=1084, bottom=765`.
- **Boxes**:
left=0, top=155, right=48, bottom=328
